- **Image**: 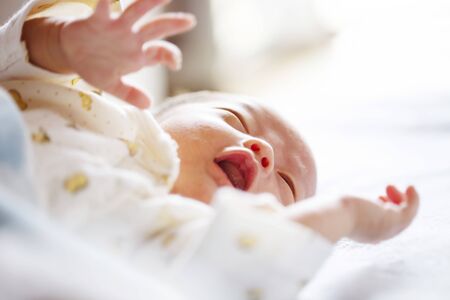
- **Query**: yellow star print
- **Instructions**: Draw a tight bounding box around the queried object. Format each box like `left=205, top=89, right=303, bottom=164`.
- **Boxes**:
left=32, top=128, right=51, bottom=144
left=8, top=89, right=28, bottom=111
left=79, top=92, right=93, bottom=111
left=64, top=172, right=89, bottom=193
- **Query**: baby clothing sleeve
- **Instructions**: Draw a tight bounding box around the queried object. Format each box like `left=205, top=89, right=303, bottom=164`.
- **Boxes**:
left=0, top=0, right=62, bottom=81
left=34, top=179, right=332, bottom=300
left=176, top=188, right=333, bottom=300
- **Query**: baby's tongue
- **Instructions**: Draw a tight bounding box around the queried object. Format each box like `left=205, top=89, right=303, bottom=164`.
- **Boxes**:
left=218, top=161, right=246, bottom=190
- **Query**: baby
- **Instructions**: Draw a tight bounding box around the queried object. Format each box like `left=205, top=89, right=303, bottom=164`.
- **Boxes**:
left=154, top=92, right=316, bottom=205
left=3, top=0, right=419, bottom=242
left=0, top=0, right=419, bottom=299
left=153, top=92, right=419, bottom=242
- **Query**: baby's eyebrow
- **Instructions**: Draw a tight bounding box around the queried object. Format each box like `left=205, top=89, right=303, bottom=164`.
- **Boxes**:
left=219, top=107, right=249, bottom=133
left=278, top=171, right=296, bottom=200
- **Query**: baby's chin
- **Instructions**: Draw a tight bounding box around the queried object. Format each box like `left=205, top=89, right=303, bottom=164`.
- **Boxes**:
left=170, top=182, right=216, bottom=204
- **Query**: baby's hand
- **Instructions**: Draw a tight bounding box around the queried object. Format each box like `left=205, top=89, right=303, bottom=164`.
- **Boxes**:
left=60, top=0, right=195, bottom=108
left=347, top=185, right=419, bottom=243
left=285, top=185, right=419, bottom=244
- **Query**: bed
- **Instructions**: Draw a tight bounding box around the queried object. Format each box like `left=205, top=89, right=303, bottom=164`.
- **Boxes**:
left=295, top=94, right=450, bottom=299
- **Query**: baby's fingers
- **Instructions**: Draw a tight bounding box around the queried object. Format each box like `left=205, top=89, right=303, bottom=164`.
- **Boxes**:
left=93, top=0, right=110, bottom=21
left=120, top=0, right=170, bottom=27
left=378, top=186, right=419, bottom=241
left=108, top=80, right=151, bottom=109
left=403, top=186, right=419, bottom=220
left=138, top=13, right=196, bottom=42
left=386, top=185, right=404, bottom=205
left=379, top=195, right=389, bottom=203
left=144, top=41, right=182, bottom=70
left=392, top=186, right=419, bottom=233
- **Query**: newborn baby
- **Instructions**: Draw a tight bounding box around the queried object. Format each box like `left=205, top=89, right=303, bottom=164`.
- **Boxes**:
left=154, top=92, right=419, bottom=242
left=1, top=0, right=419, bottom=243
left=154, top=92, right=316, bottom=205
left=0, top=1, right=420, bottom=299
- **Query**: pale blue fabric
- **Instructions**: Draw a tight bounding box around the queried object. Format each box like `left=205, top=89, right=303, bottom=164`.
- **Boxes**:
left=0, top=89, right=27, bottom=171
left=0, top=88, right=31, bottom=227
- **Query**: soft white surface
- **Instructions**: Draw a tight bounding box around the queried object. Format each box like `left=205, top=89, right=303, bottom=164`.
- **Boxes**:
left=287, top=49, right=450, bottom=300
left=289, top=35, right=450, bottom=300
left=296, top=93, right=450, bottom=299
left=300, top=172, right=450, bottom=300
left=290, top=10, right=450, bottom=299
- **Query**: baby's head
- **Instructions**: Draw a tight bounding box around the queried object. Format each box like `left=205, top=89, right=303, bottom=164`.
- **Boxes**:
left=154, top=92, right=316, bottom=205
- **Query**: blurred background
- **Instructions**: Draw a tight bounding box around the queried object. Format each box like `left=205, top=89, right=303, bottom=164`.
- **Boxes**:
left=160, top=0, right=450, bottom=193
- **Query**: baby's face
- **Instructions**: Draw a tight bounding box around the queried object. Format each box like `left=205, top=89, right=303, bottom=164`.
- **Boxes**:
left=157, top=94, right=316, bottom=205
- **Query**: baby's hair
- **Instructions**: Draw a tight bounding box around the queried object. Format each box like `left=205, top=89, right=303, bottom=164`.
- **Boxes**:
left=152, top=91, right=256, bottom=120
left=153, top=91, right=304, bottom=146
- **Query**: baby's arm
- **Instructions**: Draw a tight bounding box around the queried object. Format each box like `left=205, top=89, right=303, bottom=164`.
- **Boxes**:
left=21, top=0, right=195, bottom=108
left=286, top=185, right=419, bottom=243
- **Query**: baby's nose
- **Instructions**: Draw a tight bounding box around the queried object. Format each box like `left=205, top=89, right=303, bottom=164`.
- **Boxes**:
left=244, top=139, right=274, bottom=172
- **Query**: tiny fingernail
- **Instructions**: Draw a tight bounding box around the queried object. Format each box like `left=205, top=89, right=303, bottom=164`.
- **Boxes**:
left=173, top=61, right=181, bottom=71
left=142, top=100, right=151, bottom=109
left=407, top=186, right=418, bottom=197
left=188, top=15, right=197, bottom=26
left=173, top=55, right=182, bottom=71
left=379, top=196, right=388, bottom=202
left=392, top=198, right=402, bottom=205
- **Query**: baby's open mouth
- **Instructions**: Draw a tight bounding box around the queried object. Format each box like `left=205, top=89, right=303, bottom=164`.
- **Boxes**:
left=214, top=151, right=256, bottom=191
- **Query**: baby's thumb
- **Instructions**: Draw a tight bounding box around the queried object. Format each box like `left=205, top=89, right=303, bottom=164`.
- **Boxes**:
left=404, top=186, right=420, bottom=221
left=109, top=80, right=151, bottom=109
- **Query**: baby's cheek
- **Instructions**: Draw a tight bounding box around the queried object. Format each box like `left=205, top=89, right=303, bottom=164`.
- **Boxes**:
left=171, top=164, right=212, bottom=203
left=251, top=177, right=286, bottom=205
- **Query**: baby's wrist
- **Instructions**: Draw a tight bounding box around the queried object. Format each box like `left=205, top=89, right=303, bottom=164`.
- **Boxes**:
left=287, top=198, right=356, bottom=243
left=22, top=18, right=73, bottom=74
left=338, top=196, right=358, bottom=239
left=52, top=19, right=73, bottom=73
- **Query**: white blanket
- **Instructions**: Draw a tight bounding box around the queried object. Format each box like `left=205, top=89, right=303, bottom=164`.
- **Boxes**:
left=295, top=93, right=450, bottom=299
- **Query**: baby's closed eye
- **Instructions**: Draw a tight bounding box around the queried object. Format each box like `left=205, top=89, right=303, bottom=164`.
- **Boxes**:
left=219, top=108, right=249, bottom=133
left=278, top=171, right=296, bottom=200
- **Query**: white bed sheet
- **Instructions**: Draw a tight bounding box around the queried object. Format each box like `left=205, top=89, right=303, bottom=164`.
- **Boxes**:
left=294, top=93, right=450, bottom=299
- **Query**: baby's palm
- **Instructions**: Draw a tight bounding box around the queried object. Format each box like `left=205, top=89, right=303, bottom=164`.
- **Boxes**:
left=60, top=0, right=195, bottom=108
left=349, top=186, right=419, bottom=243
